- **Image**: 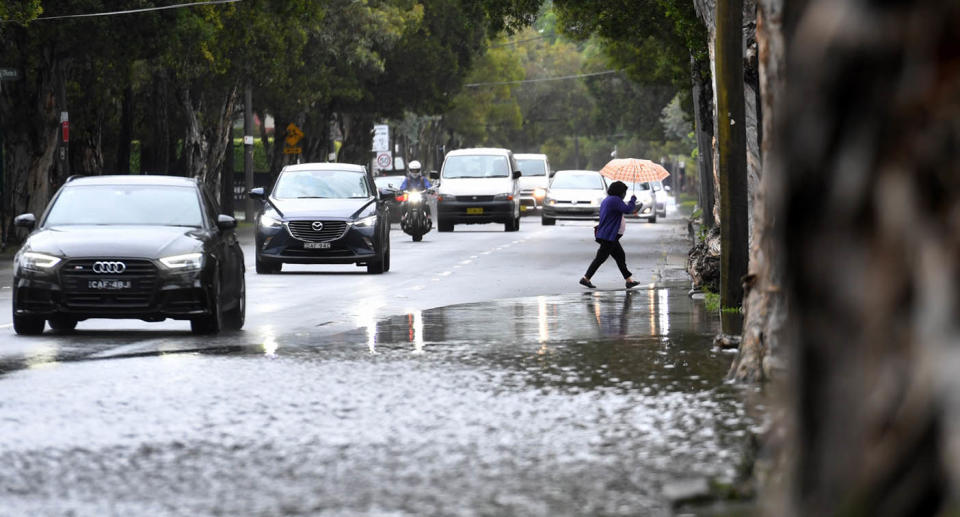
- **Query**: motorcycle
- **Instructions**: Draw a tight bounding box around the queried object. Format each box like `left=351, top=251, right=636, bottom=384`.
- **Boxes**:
left=398, top=188, right=433, bottom=241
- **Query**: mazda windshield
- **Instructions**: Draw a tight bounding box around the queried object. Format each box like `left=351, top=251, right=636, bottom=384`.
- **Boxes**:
left=442, top=155, right=510, bottom=179
left=273, top=169, right=370, bottom=199
left=43, top=185, right=204, bottom=227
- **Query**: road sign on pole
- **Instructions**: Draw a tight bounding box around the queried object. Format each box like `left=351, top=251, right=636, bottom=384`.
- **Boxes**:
left=376, top=152, right=392, bottom=170
left=0, top=68, right=19, bottom=81
left=372, top=125, right=389, bottom=152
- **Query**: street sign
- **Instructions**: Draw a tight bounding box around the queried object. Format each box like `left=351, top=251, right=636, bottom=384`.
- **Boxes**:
left=376, top=151, right=392, bottom=170
left=285, top=123, right=304, bottom=147
left=0, top=68, right=19, bottom=81
left=372, top=124, right=389, bottom=152
left=283, top=147, right=302, bottom=155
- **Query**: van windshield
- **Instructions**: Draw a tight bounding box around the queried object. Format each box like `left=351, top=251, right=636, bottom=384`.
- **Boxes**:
left=517, top=159, right=546, bottom=176
left=443, top=155, right=510, bottom=179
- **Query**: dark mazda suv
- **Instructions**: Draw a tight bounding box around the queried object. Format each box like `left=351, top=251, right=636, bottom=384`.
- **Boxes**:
left=249, top=163, right=391, bottom=274
left=12, top=175, right=246, bottom=335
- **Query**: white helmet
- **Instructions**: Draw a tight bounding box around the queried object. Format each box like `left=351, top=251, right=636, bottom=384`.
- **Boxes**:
left=409, top=160, right=422, bottom=171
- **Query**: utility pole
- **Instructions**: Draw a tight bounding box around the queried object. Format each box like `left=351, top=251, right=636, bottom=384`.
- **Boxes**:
left=243, top=84, right=254, bottom=222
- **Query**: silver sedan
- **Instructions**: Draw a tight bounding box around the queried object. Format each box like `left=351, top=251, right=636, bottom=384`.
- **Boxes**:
left=541, top=170, right=608, bottom=225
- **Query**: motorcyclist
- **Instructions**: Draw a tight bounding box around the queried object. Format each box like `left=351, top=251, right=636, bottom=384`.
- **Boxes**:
left=399, top=160, right=431, bottom=191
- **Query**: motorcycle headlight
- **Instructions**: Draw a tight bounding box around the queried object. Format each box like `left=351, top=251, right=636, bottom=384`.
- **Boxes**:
left=493, top=193, right=514, bottom=201
left=160, top=252, right=204, bottom=271
left=19, top=251, right=61, bottom=272
left=407, top=191, right=423, bottom=203
left=259, top=210, right=282, bottom=229
left=353, top=214, right=378, bottom=227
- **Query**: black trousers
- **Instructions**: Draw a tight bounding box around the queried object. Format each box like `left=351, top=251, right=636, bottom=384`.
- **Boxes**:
left=585, top=238, right=632, bottom=279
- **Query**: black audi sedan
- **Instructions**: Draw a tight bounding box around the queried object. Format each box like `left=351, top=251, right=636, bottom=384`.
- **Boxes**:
left=12, top=175, right=245, bottom=335
left=249, top=163, right=391, bottom=274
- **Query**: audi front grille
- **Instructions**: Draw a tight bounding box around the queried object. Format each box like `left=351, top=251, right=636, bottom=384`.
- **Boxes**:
left=60, top=259, right=159, bottom=310
left=286, top=221, right=348, bottom=242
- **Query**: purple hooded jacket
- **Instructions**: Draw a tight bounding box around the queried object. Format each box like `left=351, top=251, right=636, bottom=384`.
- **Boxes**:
left=595, top=195, right=637, bottom=241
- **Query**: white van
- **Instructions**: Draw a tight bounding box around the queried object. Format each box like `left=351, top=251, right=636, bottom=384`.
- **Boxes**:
left=435, top=148, right=522, bottom=232
left=514, top=153, right=551, bottom=214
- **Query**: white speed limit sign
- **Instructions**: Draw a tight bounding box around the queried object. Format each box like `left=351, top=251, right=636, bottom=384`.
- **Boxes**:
left=376, top=152, right=392, bottom=170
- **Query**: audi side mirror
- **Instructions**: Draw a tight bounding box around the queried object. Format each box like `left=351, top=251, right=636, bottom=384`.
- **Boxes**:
left=512, top=171, right=522, bottom=180
left=217, top=214, right=237, bottom=230
left=14, top=213, right=36, bottom=230
left=248, top=187, right=265, bottom=200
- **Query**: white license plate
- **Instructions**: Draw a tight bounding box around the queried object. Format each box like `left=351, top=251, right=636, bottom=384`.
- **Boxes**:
left=88, top=279, right=132, bottom=290
left=304, top=242, right=331, bottom=249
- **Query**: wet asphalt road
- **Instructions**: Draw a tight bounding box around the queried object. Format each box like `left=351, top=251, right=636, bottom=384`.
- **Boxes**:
left=0, top=212, right=754, bottom=516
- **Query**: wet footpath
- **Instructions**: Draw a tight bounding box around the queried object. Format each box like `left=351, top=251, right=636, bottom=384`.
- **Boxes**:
left=0, top=284, right=755, bottom=516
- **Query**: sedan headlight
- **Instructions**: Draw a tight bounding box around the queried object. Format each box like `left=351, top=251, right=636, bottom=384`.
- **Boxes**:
left=353, top=214, right=378, bottom=227
left=19, top=251, right=61, bottom=271
left=493, top=193, right=514, bottom=201
left=259, top=210, right=282, bottom=229
left=160, top=252, right=204, bottom=271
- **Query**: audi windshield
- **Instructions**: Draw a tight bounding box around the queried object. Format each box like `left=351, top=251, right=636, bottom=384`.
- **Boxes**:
left=43, top=185, right=204, bottom=227
left=273, top=169, right=370, bottom=199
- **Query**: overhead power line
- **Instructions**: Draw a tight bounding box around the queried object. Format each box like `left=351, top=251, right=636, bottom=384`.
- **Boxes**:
left=489, top=35, right=548, bottom=48
left=464, top=70, right=620, bottom=88
left=24, top=0, right=241, bottom=21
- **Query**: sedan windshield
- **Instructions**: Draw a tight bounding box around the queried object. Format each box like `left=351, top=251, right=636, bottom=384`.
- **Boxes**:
left=44, top=186, right=204, bottom=227
left=551, top=173, right=605, bottom=190
left=443, top=155, right=510, bottom=179
left=517, top=159, right=546, bottom=176
left=274, top=169, right=370, bottom=199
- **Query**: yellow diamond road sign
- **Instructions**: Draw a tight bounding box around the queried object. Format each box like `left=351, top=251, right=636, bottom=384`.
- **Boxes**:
left=285, top=123, right=304, bottom=147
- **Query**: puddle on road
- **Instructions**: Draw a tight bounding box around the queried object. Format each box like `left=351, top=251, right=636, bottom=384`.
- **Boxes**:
left=0, top=286, right=756, bottom=516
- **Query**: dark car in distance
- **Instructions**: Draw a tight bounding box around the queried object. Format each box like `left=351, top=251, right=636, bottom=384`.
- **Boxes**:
left=250, top=163, right=392, bottom=274
left=12, top=175, right=245, bottom=335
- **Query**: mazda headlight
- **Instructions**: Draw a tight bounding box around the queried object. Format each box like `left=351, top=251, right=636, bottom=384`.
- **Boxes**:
left=353, top=214, right=378, bottom=227
left=493, top=193, right=514, bottom=201
left=259, top=210, right=282, bottom=229
left=19, top=251, right=61, bottom=272
left=160, top=253, right=204, bottom=271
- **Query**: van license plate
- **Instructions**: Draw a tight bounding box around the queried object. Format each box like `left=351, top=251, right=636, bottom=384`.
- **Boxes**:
left=466, top=207, right=484, bottom=215
left=305, top=242, right=331, bottom=249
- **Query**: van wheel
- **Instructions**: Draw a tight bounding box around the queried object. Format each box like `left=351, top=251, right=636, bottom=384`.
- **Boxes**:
left=541, top=216, right=555, bottom=226
left=438, top=217, right=454, bottom=232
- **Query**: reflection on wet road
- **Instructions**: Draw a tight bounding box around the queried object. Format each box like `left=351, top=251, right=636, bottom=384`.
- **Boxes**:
left=0, top=287, right=752, bottom=516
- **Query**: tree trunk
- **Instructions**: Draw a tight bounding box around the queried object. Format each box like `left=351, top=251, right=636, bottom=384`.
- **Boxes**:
left=715, top=0, right=750, bottom=309
left=178, top=86, right=207, bottom=180
left=116, top=84, right=133, bottom=173
left=202, top=84, right=238, bottom=197
left=779, top=1, right=958, bottom=514
left=691, top=55, right=716, bottom=229
left=729, top=0, right=787, bottom=384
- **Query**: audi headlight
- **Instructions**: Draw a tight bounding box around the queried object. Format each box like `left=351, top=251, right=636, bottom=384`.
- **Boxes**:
left=259, top=210, right=282, bottom=229
left=19, top=251, right=61, bottom=272
left=160, top=253, right=204, bottom=271
left=353, top=215, right=378, bottom=227
left=493, top=193, right=514, bottom=201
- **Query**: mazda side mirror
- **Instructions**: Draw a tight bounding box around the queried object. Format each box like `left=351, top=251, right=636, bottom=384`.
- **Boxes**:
left=14, top=213, right=36, bottom=230
left=512, top=171, right=522, bottom=180
left=379, top=188, right=397, bottom=199
left=248, top=187, right=265, bottom=200
left=217, top=214, right=237, bottom=230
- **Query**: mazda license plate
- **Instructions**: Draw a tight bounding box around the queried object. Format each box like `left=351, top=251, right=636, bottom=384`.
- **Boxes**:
left=305, top=242, right=331, bottom=249
left=88, top=279, right=132, bottom=290
left=466, top=207, right=484, bottom=215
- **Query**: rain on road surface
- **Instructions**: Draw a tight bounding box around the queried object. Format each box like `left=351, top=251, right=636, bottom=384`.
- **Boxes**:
left=0, top=214, right=756, bottom=516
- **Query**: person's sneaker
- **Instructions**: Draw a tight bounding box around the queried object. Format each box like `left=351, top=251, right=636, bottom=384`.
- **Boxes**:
left=579, top=277, right=596, bottom=289
left=625, top=280, right=641, bottom=289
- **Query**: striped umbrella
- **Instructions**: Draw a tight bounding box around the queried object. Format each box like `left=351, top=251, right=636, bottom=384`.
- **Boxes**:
left=598, top=158, right=670, bottom=185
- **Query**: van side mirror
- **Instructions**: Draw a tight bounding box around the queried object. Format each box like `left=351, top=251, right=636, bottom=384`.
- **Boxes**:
left=248, top=187, right=265, bottom=200
left=512, top=170, right=522, bottom=180
left=14, top=213, right=36, bottom=230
